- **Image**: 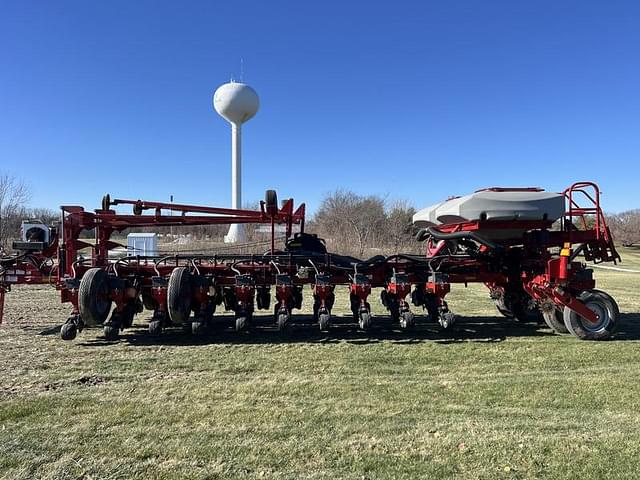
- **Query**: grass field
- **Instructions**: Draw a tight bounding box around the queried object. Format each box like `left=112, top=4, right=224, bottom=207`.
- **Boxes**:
left=1, top=248, right=639, bottom=479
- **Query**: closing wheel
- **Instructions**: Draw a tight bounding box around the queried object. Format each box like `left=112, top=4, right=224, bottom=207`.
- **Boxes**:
left=438, top=312, right=456, bottom=330
left=103, top=324, right=119, bottom=340
left=542, top=307, right=569, bottom=334
left=563, top=291, right=617, bottom=341
left=148, top=319, right=162, bottom=335
left=277, top=312, right=289, bottom=332
left=60, top=322, right=77, bottom=341
left=358, top=311, right=371, bottom=330
left=494, top=297, right=515, bottom=319
left=78, top=268, right=111, bottom=326
left=318, top=312, right=331, bottom=332
left=167, top=267, right=192, bottom=324
left=191, top=319, right=206, bottom=335
left=399, top=311, right=415, bottom=330
left=235, top=315, right=248, bottom=332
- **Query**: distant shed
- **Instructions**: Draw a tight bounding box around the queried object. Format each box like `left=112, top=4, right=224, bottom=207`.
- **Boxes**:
left=127, top=233, right=158, bottom=257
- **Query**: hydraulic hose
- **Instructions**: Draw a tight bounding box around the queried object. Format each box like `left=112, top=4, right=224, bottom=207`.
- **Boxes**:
left=423, top=226, right=502, bottom=251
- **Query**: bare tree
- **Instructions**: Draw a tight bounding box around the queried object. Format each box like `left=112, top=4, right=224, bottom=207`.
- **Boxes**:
left=607, top=209, right=640, bottom=247
left=29, top=207, right=58, bottom=225
left=384, top=200, right=417, bottom=253
left=313, top=189, right=388, bottom=257
left=0, top=174, right=30, bottom=250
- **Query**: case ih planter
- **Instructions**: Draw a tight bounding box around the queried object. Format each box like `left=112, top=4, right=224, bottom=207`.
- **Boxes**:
left=0, top=182, right=621, bottom=341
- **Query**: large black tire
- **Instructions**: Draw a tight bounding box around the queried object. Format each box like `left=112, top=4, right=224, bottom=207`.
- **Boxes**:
left=265, top=190, right=278, bottom=215
left=542, top=307, right=569, bottom=334
left=563, top=291, right=617, bottom=340
left=167, top=267, right=192, bottom=324
left=101, top=194, right=111, bottom=211
left=78, top=268, right=111, bottom=326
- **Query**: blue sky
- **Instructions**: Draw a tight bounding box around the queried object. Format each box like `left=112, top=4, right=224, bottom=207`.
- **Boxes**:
left=1, top=0, right=638, bottom=214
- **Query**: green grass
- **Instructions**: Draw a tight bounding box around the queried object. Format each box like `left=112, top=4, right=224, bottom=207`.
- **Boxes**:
left=1, top=247, right=639, bottom=479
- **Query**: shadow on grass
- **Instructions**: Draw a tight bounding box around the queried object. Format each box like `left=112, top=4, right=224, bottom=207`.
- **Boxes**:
left=38, top=324, right=65, bottom=336
left=75, top=313, right=558, bottom=348
left=34, top=312, right=640, bottom=346
left=609, top=313, right=640, bottom=340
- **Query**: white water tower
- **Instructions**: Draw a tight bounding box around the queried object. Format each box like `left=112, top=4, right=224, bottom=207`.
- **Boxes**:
left=213, top=81, right=260, bottom=243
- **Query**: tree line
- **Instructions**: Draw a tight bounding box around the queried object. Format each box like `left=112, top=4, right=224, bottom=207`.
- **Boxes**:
left=607, top=210, right=640, bottom=247
left=308, top=190, right=417, bottom=257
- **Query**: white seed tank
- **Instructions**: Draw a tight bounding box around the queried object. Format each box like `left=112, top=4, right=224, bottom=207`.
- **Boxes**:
left=413, top=188, right=566, bottom=241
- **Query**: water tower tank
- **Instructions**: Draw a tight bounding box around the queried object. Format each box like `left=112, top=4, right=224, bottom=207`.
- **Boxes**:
left=214, top=83, right=259, bottom=125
